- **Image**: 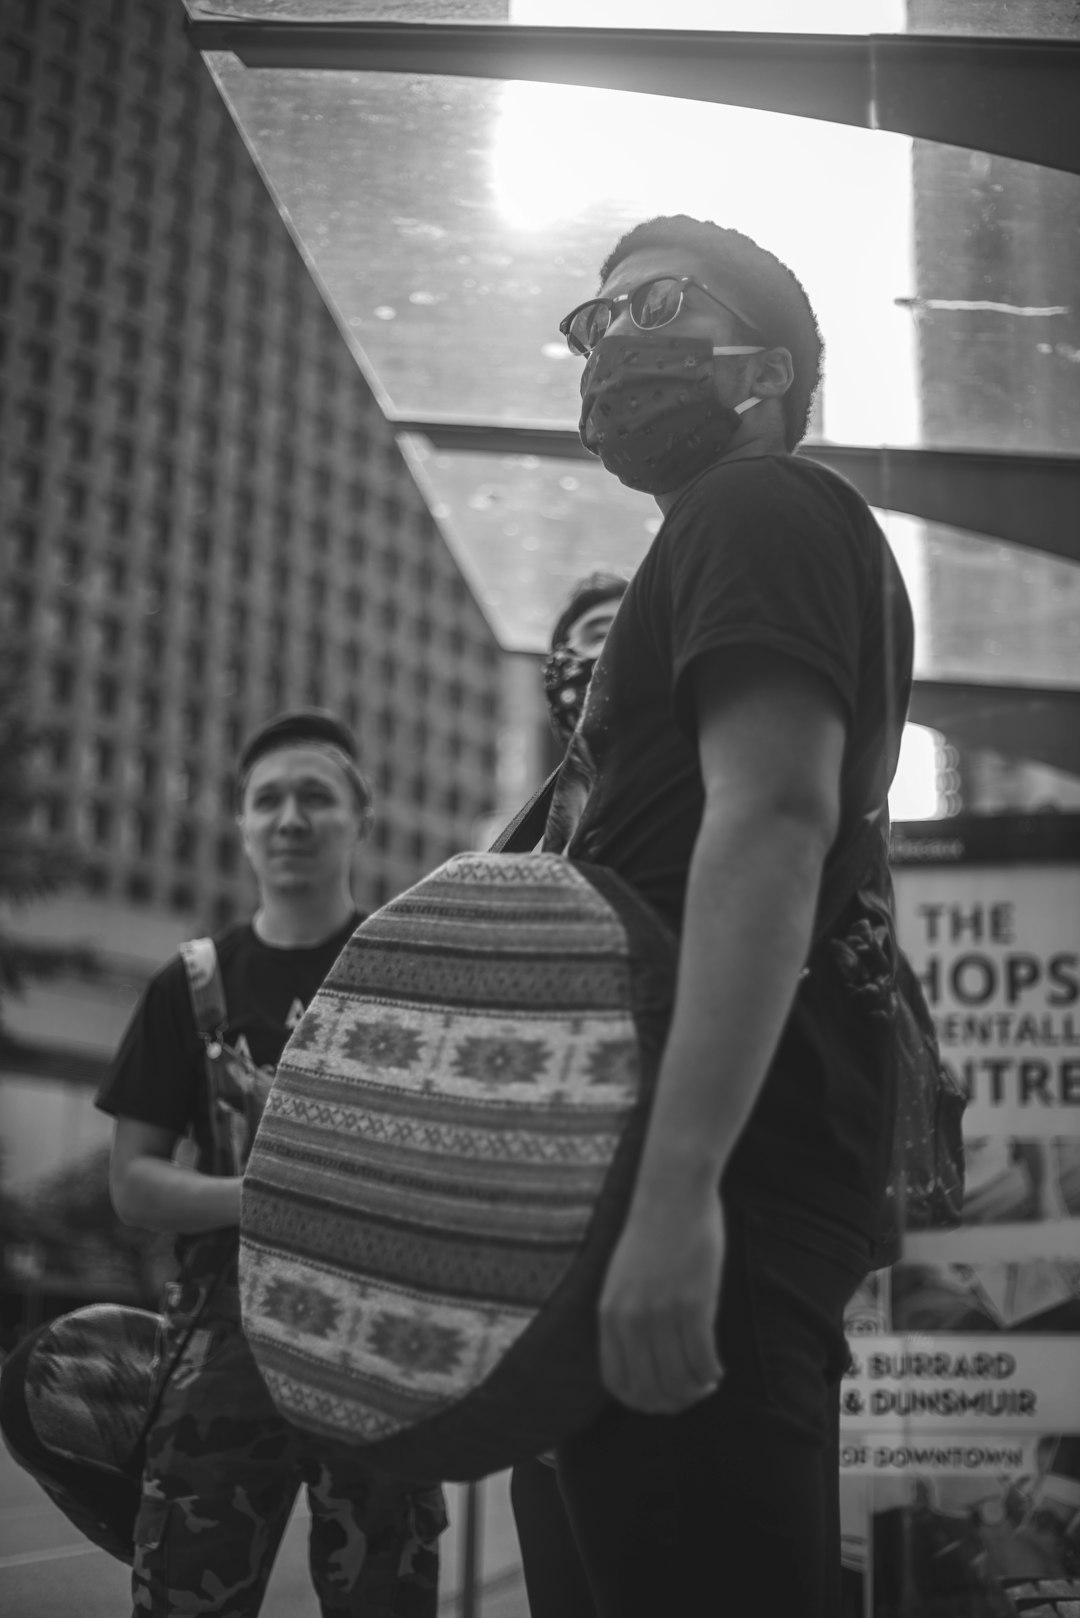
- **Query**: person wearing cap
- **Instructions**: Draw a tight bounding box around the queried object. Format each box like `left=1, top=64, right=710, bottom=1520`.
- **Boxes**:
left=544, top=217, right=915, bottom=1613
left=97, top=710, right=446, bottom=1617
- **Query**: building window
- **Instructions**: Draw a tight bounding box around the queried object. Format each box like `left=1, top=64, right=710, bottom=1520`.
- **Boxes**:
left=22, top=341, right=51, bottom=384
left=50, top=661, right=74, bottom=704
left=0, top=104, right=26, bottom=151
left=69, top=362, right=95, bottom=402
left=134, top=811, right=155, bottom=857
left=104, top=554, right=127, bottom=594
left=30, top=221, right=60, bottom=267
left=94, top=614, right=122, bottom=658
left=65, top=417, right=91, bottom=462
left=45, top=728, right=70, bottom=770
left=17, top=401, right=47, bottom=446
left=86, top=136, right=112, bottom=182
left=58, top=539, right=83, bottom=582
left=120, top=266, right=146, bottom=309
left=89, top=802, right=112, bottom=848
left=92, top=737, right=115, bottom=781
left=173, top=821, right=196, bottom=861
left=62, top=478, right=87, bottom=517
left=4, top=44, right=31, bottom=87
left=12, top=523, right=37, bottom=567
left=72, top=302, right=100, bottom=346
left=28, top=282, right=57, bottom=326
left=115, top=323, right=141, bottom=365
left=14, top=462, right=42, bottom=506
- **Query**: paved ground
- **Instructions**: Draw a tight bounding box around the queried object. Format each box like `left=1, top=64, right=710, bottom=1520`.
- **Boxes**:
left=0, top=1443, right=527, bottom=1618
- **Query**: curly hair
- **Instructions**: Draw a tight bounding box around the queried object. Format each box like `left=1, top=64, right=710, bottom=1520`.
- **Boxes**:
left=599, top=215, right=823, bottom=450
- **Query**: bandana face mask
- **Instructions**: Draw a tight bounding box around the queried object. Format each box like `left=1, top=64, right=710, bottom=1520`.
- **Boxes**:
left=578, top=333, right=762, bottom=495
left=542, top=645, right=595, bottom=745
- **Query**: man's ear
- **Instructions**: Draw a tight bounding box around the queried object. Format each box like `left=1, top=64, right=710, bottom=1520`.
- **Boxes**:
left=357, top=805, right=376, bottom=843
left=750, top=345, right=794, bottom=399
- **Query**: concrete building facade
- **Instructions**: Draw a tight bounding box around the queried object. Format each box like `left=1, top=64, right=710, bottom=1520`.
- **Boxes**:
left=0, top=0, right=501, bottom=932
left=0, top=0, right=501, bottom=1308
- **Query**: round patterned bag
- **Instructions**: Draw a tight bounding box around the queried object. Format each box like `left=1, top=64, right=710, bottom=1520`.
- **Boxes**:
left=239, top=850, right=676, bottom=1483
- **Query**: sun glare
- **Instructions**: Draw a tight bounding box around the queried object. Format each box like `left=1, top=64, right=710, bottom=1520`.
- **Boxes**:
left=493, top=1, right=917, bottom=445
left=890, top=724, right=946, bottom=822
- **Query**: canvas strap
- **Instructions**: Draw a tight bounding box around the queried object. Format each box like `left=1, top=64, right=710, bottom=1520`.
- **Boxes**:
left=178, top=937, right=228, bottom=1040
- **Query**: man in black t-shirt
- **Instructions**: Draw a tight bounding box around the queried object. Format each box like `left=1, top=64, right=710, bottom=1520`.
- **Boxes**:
left=97, top=710, right=445, bottom=1617
left=545, top=217, right=914, bottom=1615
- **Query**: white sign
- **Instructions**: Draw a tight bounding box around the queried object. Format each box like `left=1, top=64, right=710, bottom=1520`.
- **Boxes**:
left=893, top=865, right=1080, bottom=1138
left=840, top=1335, right=1080, bottom=1433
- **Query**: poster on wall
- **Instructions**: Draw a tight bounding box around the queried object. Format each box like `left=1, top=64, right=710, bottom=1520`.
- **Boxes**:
left=839, top=814, right=1080, bottom=1618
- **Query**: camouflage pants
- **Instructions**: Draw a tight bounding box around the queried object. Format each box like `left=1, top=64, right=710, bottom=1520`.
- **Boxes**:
left=132, top=1277, right=446, bottom=1617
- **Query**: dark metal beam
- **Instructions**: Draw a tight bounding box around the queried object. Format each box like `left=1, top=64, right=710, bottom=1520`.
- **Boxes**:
left=909, top=681, right=1080, bottom=778
left=393, top=419, right=1080, bottom=566
left=185, top=21, right=1080, bottom=176
left=800, top=445, right=1080, bottom=566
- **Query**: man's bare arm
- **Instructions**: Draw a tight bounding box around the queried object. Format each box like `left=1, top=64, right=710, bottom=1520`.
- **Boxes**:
left=110, top=1117, right=242, bottom=1232
left=598, top=645, right=847, bottom=1414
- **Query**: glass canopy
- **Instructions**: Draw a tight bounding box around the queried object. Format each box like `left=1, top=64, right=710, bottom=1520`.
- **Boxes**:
left=188, top=2, right=1080, bottom=697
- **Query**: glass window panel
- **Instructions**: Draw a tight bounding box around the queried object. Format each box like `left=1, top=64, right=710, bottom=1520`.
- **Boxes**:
left=912, top=520, right=1080, bottom=688
left=185, top=0, right=1080, bottom=38
left=401, top=437, right=1080, bottom=678
left=204, top=56, right=1080, bottom=454
left=399, top=437, right=656, bottom=649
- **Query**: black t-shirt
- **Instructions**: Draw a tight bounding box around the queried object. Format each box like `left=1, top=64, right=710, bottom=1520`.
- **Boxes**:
left=545, top=454, right=914, bottom=1239
left=97, top=915, right=360, bottom=1269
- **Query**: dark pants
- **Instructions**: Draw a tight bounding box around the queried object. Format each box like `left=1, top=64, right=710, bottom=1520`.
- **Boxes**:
left=133, top=1276, right=446, bottom=1618
left=550, top=1203, right=868, bottom=1618
left=510, top=1457, right=599, bottom=1618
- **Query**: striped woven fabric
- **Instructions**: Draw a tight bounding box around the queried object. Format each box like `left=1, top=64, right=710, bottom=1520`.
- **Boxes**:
left=240, top=850, right=675, bottom=1480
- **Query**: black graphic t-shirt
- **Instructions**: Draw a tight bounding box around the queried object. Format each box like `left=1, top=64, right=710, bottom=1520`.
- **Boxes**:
left=546, top=454, right=914, bottom=1239
left=97, top=916, right=360, bottom=1268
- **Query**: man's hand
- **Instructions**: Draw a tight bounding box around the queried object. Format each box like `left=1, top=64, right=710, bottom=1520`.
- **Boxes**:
left=598, top=1185, right=725, bottom=1414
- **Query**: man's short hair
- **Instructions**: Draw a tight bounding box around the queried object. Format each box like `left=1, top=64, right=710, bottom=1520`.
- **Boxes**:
left=599, top=215, right=823, bottom=450
left=237, top=708, right=372, bottom=813
left=550, top=572, right=629, bottom=651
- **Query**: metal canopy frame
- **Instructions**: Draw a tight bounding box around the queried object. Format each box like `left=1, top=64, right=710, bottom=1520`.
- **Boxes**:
left=394, top=422, right=1080, bottom=567
left=185, top=20, right=1080, bottom=176
left=187, top=14, right=1080, bottom=718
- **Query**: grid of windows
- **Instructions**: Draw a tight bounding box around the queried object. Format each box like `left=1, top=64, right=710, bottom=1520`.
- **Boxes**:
left=0, top=0, right=501, bottom=926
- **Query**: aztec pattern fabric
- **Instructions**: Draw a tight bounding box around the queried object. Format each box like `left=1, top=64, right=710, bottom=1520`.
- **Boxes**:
left=0, top=1305, right=158, bottom=1562
left=240, top=852, right=676, bottom=1483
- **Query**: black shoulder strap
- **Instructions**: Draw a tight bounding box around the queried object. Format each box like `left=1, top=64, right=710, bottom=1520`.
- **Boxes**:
left=177, top=937, right=227, bottom=1037
left=488, top=766, right=562, bottom=855
left=489, top=768, right=885, bottom=935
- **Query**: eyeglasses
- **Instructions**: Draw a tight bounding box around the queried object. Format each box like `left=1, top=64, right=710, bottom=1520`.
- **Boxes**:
left=559, top=274, right=765, bottom=358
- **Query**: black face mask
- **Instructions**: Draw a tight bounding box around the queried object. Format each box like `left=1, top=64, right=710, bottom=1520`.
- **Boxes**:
left=578, top=334, right=761, bottom=495
left=541, top=645, right=595, bottom=745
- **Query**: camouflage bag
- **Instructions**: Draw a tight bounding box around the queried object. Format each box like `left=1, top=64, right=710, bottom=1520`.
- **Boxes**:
left=0, top=940, right=232, bottom=1562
